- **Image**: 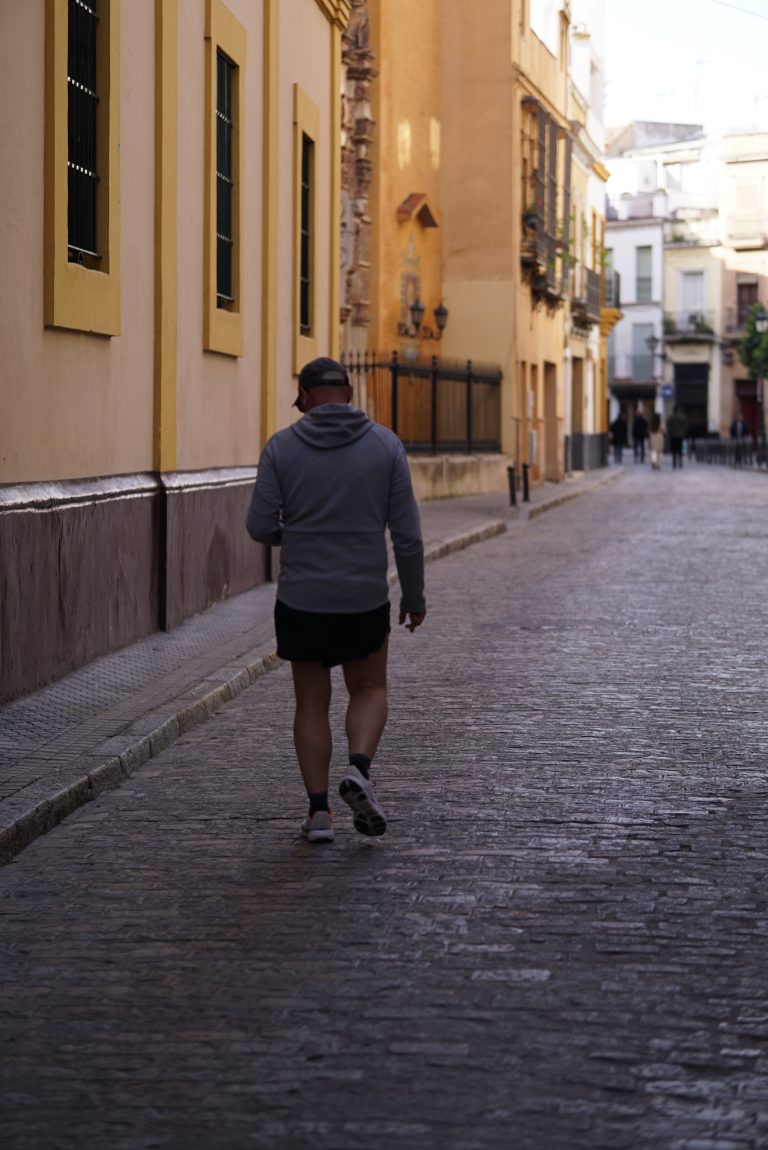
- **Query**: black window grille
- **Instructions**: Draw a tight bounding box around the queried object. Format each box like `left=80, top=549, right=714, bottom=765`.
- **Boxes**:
left=737, top=281, right=758, bottom=325
left=300, top=133, right=314, bottom=335
left=68, top=0, right=99, bottom=260
left=216, top=50, right=235, bottom=307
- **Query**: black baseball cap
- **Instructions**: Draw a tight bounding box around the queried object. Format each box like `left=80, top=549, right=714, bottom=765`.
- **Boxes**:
left=293, top=357, right=350, bottom=407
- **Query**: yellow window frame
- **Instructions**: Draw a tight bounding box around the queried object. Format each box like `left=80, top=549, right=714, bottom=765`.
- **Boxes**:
left=44, top=0, right=121, bottom=336
left=204, top=0, right=246, bottom=357
left=293, top=85, right=320, bottom=372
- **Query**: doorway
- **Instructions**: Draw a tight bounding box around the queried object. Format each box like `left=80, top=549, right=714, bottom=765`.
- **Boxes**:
left=544, top=361, right=559, bottom=481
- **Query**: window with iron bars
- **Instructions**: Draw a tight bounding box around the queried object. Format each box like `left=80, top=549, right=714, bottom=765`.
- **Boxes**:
left=300, top=133, right=314, bottom=336
left=216, top=49, right=235, bottom=308
left=68, top=0, right=100, bottom=262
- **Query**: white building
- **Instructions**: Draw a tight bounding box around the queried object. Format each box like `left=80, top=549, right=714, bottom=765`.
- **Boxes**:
left=604, top=122, right=720, bottom=438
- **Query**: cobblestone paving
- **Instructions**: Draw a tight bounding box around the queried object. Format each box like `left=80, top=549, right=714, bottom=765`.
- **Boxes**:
left=2, top=465, right=768, bottom=1149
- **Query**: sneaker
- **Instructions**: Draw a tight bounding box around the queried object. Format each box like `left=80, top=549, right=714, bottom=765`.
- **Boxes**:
left=338, top=766, right=387, bottom=837
left=301, top=809, right=334, bottom=843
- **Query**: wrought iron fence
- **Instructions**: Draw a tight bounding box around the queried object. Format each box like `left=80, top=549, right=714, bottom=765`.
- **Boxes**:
left=664, top=311, right=716, bottom=337
left=608, top=353, right=655, bottom=382
left=692, top=437, right=758, bottom=466
left=604, top=270, right=621, bottom=309
left=342, top=352, right=503, bottom=454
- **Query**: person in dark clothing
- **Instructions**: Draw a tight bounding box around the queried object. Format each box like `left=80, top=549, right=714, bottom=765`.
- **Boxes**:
left=632, top=406, right=649, bottom=463
left=666, top=405, right=688, bottom=469
left=610, top=410, right=628, bottom=464
left=730, top=413, right=751, bottom=464
left=246, top=357, right=426, bottom=843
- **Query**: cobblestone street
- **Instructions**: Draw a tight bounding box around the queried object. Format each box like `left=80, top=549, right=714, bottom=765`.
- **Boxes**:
left=2, top=465, right=768, bottom=1150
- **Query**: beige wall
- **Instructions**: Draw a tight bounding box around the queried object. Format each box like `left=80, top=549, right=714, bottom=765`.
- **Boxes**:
left=665, top=245, right=723, bottom=432
left=512, top=5, right=569, bottom=114
left=368, top=0, right=443, bottom=355
left=0, top=0, right=344, bottom=483
left=1, top=1, right=155, bottom=484
left=442, top=0, right=515, bottom=285
left=275, top=0, right=335, bottom=416
left=440, top=0, right=569, bottom=465
left=176, top=0, right=264, bottom=471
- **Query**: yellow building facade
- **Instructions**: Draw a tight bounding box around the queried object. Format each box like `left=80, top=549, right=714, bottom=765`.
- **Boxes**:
left=355, top=0, right=612, bottom=488
left=0, top=0, right=349, bottom=702
left=366, top=0, right=443, bottom=357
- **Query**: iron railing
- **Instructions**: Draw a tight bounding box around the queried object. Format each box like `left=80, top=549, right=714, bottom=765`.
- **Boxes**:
left=67, top=0, right=100, bottom=259
left=693, top=437, right=758, bottom=466
left=216, top=50, right=234, bottom=306
left=608, top=353, right=655, bottom=382
left=342, top=352, right=503, bottom=454
left=604, top=270, right=621, bottom=309
left=572, top=268, right=601, bottom=324
left=664, top=311, right=716, bottom=338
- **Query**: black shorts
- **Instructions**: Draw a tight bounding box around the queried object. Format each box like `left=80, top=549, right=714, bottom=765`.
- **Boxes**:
left=274, top=600, right=391, bottom=668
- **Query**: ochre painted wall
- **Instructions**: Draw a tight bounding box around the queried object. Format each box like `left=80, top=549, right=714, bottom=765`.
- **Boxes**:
left=0, top=2, right=155, bottom=484
left=175, top=0, right=264, bottom=472
left=368, top=0, right=443, bottom=358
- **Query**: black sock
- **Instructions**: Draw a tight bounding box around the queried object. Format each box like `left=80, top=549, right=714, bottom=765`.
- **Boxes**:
left=349, top=753, right=371, bottom=779
left=308, top=791, right=329, bottom=813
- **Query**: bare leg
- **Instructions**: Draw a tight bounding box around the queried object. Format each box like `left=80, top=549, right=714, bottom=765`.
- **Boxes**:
left=291, top=661, right=333, bottom=795
left=342, top=639, right=389, bottom=761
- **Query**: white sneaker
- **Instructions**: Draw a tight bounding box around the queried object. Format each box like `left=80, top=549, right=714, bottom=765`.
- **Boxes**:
left=300, top=809, right=334, bottom=843
left=338, top=767, right=387, bottom=837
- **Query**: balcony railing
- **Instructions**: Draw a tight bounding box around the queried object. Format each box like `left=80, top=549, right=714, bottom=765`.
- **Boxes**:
left=664, top=310, right=716, bottom=339
left=342, top=352, right=503, bottom=454
left=604, top=270, right=621, bottom=309
left=608, top=353, right=657, bottom=383
left=571, top=267, right=601, bottom=325
left=723, top=304, right=756, bottom=335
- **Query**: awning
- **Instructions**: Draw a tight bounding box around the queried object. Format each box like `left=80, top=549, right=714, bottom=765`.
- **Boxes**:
left=396, top=194, right=439, bottom=228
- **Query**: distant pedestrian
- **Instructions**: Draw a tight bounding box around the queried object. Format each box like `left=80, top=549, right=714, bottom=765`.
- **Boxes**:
left=730, top=413, right=751, bottom=465
left=649, top=411, right=665, bottom=470
left=246, top=357, right=426, bottom=844
left=666, top=405, right=688, bottom=469
left=632, top=406, right=649, bottom=463
left=610, top=410, right=628, bottom=464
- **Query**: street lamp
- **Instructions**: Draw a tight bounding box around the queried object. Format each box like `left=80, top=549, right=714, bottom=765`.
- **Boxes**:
left=409, top=298, right=426, bottom=335
left=646, top=333, right=668, bottom=416
left=433, top=302, right=449, bottom=335
left=398, top=299, right=449, bottom=341
left=756, top=306, right=767, bottom=464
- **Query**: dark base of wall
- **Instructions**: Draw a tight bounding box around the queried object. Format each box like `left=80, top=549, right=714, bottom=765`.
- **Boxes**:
left=0, top=469, right=266, bottom=705
left=569, top=433, right=609, bottom=472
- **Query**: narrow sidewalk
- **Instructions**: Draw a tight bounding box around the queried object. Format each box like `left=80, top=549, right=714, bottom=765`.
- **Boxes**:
left=0, top=468, right=621, bottom=861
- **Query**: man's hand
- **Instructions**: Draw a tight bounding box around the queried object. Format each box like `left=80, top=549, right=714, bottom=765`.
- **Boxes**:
left=399, top=609, right=426, bottom=633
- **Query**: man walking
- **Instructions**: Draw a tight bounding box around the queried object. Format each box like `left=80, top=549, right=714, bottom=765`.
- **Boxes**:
left=666, top=404, right=688, bottom=469
left=246, top=357, right=426, bottom=843
left=610, top=409, right=628, bottom=465
left=632, top=405, right=649, bottom=464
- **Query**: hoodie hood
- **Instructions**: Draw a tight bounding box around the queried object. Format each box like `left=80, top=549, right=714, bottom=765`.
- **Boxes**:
left=291, top=403, right=374, bottom=450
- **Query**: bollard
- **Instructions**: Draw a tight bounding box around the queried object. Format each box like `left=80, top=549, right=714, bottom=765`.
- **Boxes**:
left=507, top=465, right=517, bottom=507
left=522, top=462, right=530, bottom=502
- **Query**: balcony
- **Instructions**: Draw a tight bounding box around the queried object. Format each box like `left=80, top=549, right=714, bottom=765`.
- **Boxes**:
left=608, top=353, right=657, bottom=384
left=603, top=270, right=621, bottom=310
left=521, top=225, right=549, bottom=271
left=723, top=304, right=756, bottom=336
left=521, top=226, right=563, bottom=309
left=663, top=311, right=716, bottom=342
left=571, top=268, right=601, bottom=326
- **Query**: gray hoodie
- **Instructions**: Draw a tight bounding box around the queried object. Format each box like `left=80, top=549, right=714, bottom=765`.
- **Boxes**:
left=246, top=404, right=425, bottom=615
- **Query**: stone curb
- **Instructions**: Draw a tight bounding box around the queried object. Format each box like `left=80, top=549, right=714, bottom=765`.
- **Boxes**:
left=521, top=467, right=624, bottom=519
left=0, top=652, right=281, bottom=864
left=0, top=475, right=611, bottom=864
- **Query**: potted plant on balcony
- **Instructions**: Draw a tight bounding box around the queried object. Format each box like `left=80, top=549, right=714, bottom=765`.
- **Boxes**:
left=522, top=202, right=542, bottom=229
